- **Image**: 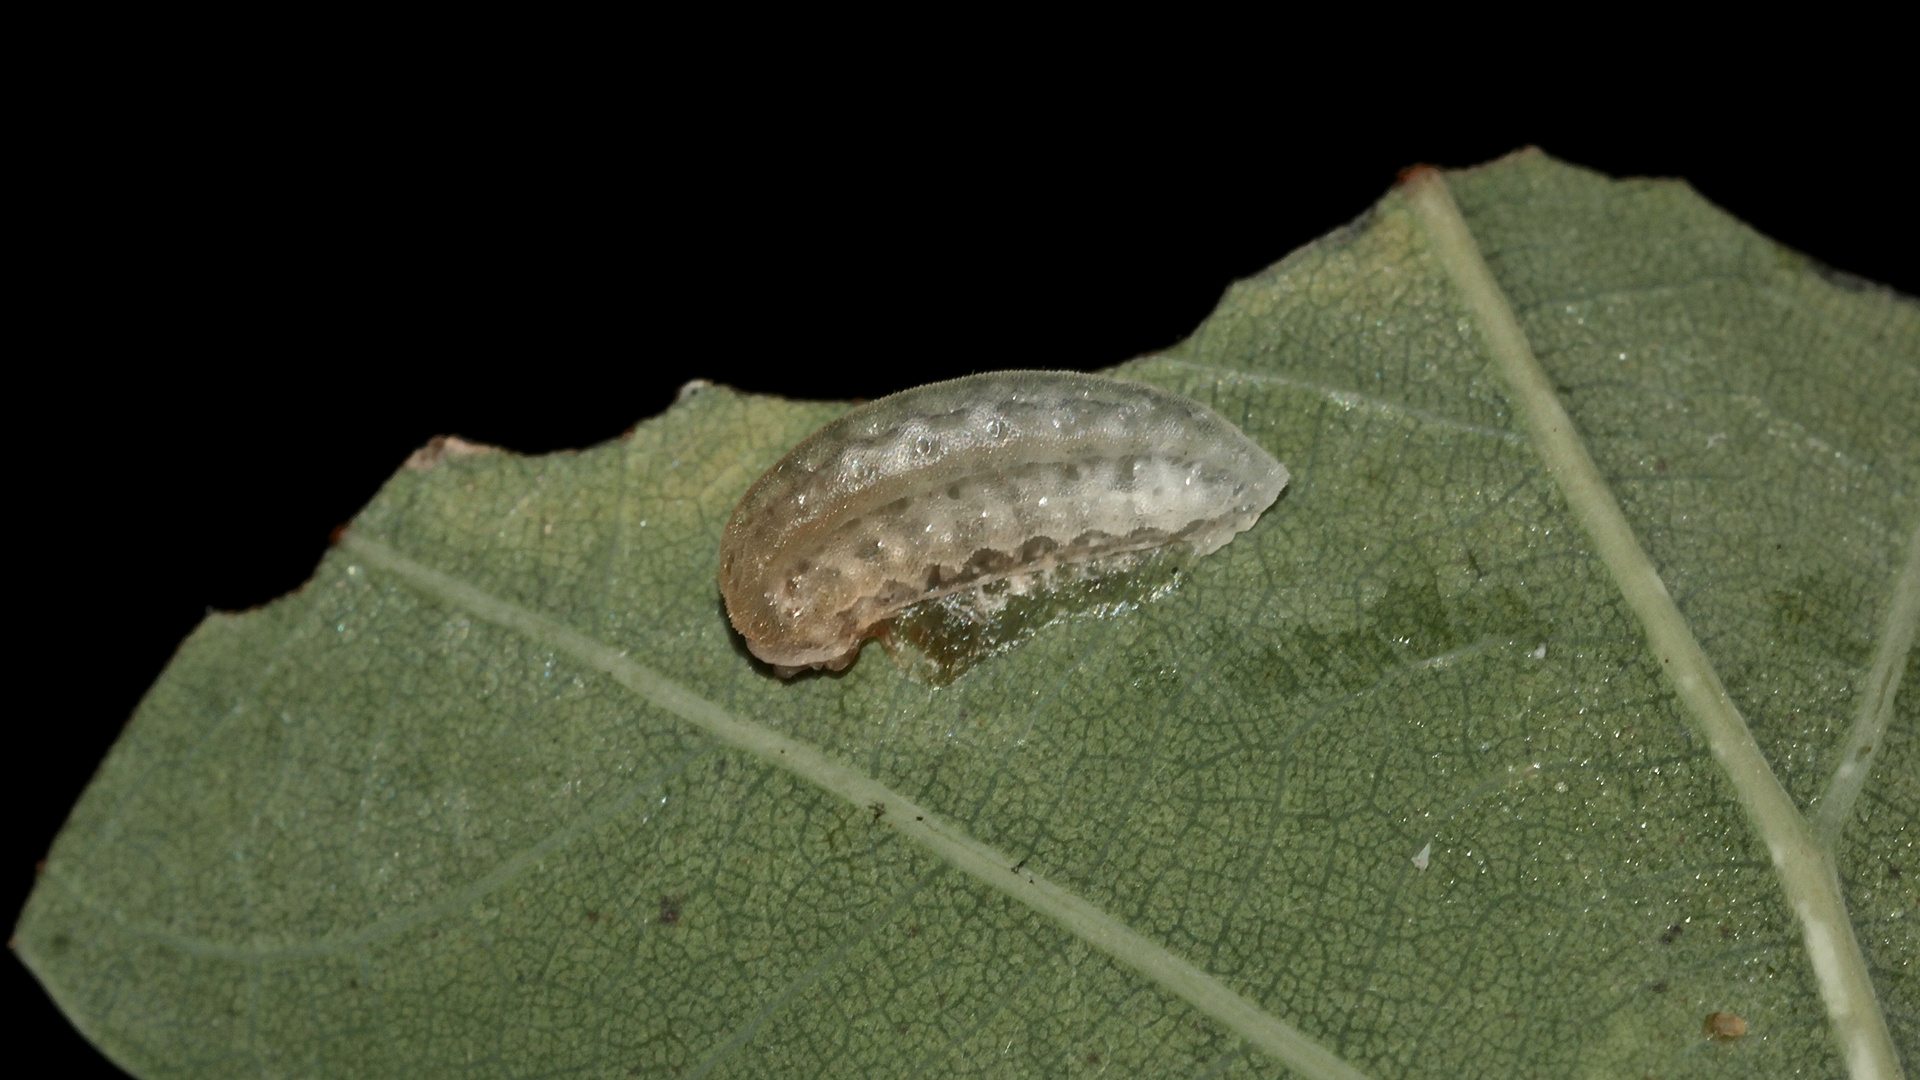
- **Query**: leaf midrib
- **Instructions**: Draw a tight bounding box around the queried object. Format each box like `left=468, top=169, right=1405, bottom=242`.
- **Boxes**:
left=1404, top=166, right=1909, bottom=1080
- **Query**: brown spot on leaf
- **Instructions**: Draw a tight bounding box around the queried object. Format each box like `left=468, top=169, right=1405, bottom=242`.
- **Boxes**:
left=1703, top=1012, right=1747, bottom=1041
left=658, top=895, right=682, bottom=925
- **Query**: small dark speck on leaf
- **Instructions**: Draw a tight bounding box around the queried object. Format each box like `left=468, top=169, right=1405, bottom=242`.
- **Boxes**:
left=1648, top=980, right=1669, bottom=994
left=870, top=801, right=886, bottom=822
left=1660, top=923, right=1684, bottom=944
left=907, top=924, right=921, bottom=937
left=585, top=911, right=601, bottom=923
left=1654, top=458, right=1669, bottom=474
left=1086, top=1052, right=1103, bottom=1064
left=659, top=895, right=682, bottom=925
left=1888, top=865, right=1902, bottom=879
left=1704, top=1011, right=1747, bottom=1042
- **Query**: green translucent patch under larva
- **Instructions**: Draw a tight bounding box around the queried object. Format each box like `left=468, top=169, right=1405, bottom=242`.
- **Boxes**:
left=879, top=546, right=1192, bottom=684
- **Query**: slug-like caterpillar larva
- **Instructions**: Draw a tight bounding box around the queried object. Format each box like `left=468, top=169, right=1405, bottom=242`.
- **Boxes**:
left=719, top=370, right=1288, bottom=676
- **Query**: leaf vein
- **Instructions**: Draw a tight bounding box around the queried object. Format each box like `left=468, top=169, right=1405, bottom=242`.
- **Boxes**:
left=1406, top=167, right=1905, bottom=1080
left=1813, top=519, right=1920, bottom=847
left=336, top=531, right=1375, bottom=1080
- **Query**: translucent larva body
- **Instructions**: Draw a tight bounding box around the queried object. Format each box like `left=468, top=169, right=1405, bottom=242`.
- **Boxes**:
left=718, top=370, right=1288, bottom=675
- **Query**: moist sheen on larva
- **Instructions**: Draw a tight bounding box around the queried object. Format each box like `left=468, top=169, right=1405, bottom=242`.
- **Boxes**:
left=719, top=370, right=1288, bottom=675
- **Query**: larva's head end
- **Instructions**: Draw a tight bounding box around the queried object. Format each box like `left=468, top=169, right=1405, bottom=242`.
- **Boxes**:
left=720, top=575, right=869, bottom=676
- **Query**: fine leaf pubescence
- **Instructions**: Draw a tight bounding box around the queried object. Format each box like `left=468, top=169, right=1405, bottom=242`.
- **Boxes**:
left=16, top=151, right=1918, bottom=1079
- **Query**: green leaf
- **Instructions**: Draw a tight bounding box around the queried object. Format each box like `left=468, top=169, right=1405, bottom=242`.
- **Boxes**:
left=16, top=150, right=1918, bottom=1079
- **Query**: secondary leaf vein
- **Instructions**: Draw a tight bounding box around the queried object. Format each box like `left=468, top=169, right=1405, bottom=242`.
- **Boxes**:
left=1405, top=166, right=1905, bottom=1080
left=1813, top=519, right=1920, bottom=848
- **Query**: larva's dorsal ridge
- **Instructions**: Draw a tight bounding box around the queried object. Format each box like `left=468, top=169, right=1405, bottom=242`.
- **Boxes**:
left=719, top=370, right=1288, bottom=675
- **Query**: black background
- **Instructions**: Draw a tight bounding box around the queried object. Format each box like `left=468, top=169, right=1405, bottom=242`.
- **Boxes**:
left=12, top=73, right=1916, bottom=1077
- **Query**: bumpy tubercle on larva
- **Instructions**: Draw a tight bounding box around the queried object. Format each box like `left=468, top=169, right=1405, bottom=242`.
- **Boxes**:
left=718, top=371, right=1287, bottom=676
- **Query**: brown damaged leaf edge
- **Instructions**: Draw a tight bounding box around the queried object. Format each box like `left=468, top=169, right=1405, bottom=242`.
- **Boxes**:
left=403, top=435, right=497, bottom=472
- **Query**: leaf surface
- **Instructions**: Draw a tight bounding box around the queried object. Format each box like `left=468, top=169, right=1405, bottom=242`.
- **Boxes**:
left=17, top=151, right=1919, bottom=1079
